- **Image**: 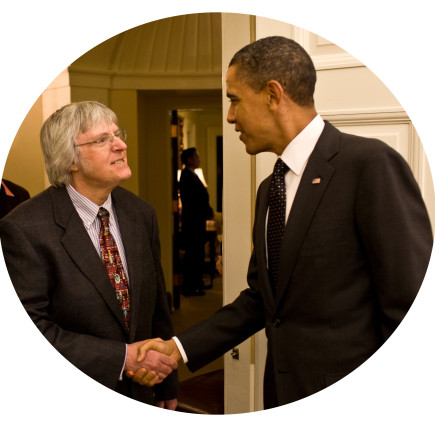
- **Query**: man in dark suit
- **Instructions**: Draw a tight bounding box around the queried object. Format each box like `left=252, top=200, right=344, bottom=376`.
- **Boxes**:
left=0, top=101, right=178, bottom=408
left=129, top=37, right=433, bottom=409
left=179, top=148, right=213, bottom=296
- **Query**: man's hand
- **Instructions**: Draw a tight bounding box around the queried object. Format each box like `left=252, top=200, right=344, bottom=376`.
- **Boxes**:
left=125, top=367, right=161, bottom=386
left=124, top=340, right=178, bottom=386
left=136, top=338, right=182, bottom=364
left=156, top=398, right=178, bottom=410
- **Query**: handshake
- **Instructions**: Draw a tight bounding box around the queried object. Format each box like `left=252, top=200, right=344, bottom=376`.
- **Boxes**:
left=124, top=338, right=181, bottom=387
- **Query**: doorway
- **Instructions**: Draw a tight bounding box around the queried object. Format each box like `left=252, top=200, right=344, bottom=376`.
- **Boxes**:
left=138, top=90, right=224, bottom=412
left=137, top=89, right=222, bottom=301
left=171, top=108, right=223, bottom=307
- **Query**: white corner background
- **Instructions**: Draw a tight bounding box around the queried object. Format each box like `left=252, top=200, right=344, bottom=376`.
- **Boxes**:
left=1, top=1, right=434, bottom=434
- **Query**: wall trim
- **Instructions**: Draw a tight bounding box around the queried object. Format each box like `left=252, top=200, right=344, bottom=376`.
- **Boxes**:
left=68, top=68, right=221, bottom=90
left=292, top=26, right=364, bottom=70
left=321, top=108, right=409, bottom=125
left=313, top=52, right=364, bottom=70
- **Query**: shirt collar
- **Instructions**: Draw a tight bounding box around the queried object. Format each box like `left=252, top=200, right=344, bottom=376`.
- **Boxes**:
left=66, top=184, right=113, bottom=228
left=280, top=114, right=325, bottom=175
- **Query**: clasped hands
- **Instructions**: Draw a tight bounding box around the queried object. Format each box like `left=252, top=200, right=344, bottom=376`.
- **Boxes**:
left=124, top=338, right=181, bottom=387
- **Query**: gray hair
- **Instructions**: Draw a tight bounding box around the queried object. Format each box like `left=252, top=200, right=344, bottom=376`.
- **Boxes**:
left=40, top=101, right=118, bottom=187
left=229, top=36, right=317, bottom=107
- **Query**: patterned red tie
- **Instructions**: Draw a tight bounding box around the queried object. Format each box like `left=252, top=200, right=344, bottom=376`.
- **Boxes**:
left=98, top=207, right=130, bottom=329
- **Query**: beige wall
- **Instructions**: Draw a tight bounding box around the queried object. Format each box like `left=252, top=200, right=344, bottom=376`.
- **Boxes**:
left=108, top=89, right=139, bottom=196
left=3, top=69, right=71, bottom=197
left=3, top=96, right=46, bottom=197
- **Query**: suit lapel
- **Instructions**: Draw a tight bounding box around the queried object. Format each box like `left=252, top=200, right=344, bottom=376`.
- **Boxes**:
left=274, top=122, right=340, bottom=307
left=255, top=176, right=276, bottom=311
left=51, top=187, right=129, bottom=333
left=111, top=189, right=145, bottom=339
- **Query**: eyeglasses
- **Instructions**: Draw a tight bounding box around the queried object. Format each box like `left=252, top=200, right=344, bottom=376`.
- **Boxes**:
left=74, top=128, right=127, bottom=147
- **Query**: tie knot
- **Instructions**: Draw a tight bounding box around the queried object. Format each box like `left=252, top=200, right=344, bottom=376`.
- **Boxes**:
left=274, top=158, right=289, bottom=176
left=98, top=207, right=110, bottom=222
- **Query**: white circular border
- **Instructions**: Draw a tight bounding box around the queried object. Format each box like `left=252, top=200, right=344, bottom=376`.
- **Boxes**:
left=1, top=1, right=433, bottom=434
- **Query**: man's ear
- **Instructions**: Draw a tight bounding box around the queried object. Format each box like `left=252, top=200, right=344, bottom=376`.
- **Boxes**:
left=266, top=80, right=284, bottom=109
left=70, top=161, right=79, bottom=172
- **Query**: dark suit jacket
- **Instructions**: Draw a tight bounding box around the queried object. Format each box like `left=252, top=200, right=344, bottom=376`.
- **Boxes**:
left=179, top=167, right=213, bottom=233
left=177, top=121, right=433, bottom=407
left=0, top=186, right=178, bottom=404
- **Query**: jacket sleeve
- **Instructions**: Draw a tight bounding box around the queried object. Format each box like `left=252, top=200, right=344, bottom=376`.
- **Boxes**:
left=0, top=217, right=126, bottom=390
left=355, top=144, right=433, bottom=340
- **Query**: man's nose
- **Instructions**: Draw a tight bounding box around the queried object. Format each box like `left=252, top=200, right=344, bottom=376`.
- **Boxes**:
left=227, top=106, right=235, bottom=124
left=112, top=136, right=127, bottom=150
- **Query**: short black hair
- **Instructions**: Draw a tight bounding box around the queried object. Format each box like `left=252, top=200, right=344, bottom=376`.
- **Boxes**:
left=181, top=147, right=197, bottom=165
left=229, top=36, right=316, bottom=106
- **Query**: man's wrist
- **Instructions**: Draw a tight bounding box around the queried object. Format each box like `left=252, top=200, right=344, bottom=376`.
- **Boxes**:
left=171, top=336, right=188, bottom=363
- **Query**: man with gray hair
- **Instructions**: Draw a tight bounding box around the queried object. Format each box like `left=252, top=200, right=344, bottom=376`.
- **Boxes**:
left=0, top=101, right=178, bottom=408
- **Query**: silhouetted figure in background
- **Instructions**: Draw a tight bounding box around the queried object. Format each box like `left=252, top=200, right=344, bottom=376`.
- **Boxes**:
left=0, top=179, right=30, bottom=219
left=179, top=148, right=213, bottom=296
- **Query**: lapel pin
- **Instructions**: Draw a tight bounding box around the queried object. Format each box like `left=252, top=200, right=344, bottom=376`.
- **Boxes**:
left=312, top=177, right=322, bottom=184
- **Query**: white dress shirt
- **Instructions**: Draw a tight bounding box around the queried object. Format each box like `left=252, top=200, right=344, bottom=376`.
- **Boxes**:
left=280, top=114, right=325, bottom=221
left=174, top=115, right=325, bottom=363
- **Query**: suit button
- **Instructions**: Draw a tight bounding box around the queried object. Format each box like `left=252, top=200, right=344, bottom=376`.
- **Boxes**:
left=272, top=319, right=281, bottom=328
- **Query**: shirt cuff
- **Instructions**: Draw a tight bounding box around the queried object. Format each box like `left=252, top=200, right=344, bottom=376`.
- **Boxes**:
left=120, top=343, right=127, bottom=381
left=172, top=336, right=188, bottom=363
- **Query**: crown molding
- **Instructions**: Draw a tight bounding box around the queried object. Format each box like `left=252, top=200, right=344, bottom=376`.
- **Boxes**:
left=68, top=68, right=221, bottom=90
left=321, top=107, right=409, bottom=124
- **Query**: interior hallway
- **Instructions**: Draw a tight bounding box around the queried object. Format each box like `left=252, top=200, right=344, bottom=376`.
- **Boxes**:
left=171, top=276, right=224, bottom=382
left=170, top=275, right=224, bottom=414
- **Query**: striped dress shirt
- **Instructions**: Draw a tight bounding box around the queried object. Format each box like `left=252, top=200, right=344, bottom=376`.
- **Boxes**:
left=66, top=184, right=130, bottom=283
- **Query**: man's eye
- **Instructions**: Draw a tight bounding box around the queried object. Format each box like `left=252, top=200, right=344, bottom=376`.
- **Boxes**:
left=96, top=135, right=109, bottom=144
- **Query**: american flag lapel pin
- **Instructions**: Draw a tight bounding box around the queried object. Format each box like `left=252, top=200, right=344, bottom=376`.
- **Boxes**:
left=312, top=177, right=322, bottom=184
